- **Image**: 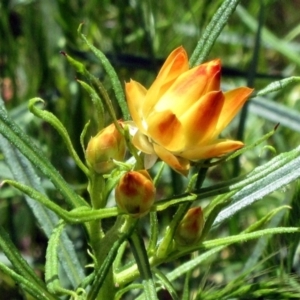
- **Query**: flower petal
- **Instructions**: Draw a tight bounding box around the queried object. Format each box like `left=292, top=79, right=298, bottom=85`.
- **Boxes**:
left=156, top=46, right=189, bottom=84
left=180, top=91, right=224, bottom=146
left=132, top=131, right=154, bottom=154
left=153, top=144, right=190, bottom=176
left=215, top=87, right=253, bottom=135
left=125, top=80, right=147, bottom=132
left=143, top=47, right=189, bottom=117
left=155, top=59, right=221, bottom=116
left=180, top=139, right=244, bottom=161
left=146, top=109, right=185, bottom=152
left=144, top=153, right=158, bottom=169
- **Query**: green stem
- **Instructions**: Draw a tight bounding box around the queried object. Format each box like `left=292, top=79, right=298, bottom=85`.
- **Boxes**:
left=87, top=173, right=106, bottom=266
left=87, top=216, right=138, bottom=300
left=156, top=165, right=209, bottom=258
left=156, top=202, right=190, bottom=259
left=88, top=173, right=106, bottom=209
left=128, top=231, right=158, bottom=299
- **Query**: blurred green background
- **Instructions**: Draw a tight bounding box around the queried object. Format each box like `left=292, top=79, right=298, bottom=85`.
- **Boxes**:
left=1, top=0, right=300, bottom=298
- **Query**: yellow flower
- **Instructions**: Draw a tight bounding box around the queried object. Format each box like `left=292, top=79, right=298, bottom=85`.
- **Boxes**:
left=125, top=46, right=253, bottom=175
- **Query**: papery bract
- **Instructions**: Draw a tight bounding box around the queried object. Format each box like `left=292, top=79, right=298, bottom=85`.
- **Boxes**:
left=86, top=122, right=125, bottom=174
left=115, top=170, right=156, bottom=218
left=125, top=46, right=253, bottom=175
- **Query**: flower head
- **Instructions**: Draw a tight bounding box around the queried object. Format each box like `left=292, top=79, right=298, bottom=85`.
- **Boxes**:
left=125, top=46, right=253, bottom=175
left=86, top=122, right=126, bottom=174
left=115, top=170, right=156, bottom=218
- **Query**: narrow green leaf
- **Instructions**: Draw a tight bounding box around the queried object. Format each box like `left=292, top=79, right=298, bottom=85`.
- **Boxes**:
left=79, top=27, right=130, bottom=120
left=3, top=179, right=118, bottom=223
left=0, top=261, right=59, bottom=300
left=153, top=268, right=179, bottom=300
left=242, top=201, right=291, bottom=272
left=255, top=76, right=300, bottom=97
left=0, top=148, right=85, bottom=287
left=61, top=52, right=118, bottom=126
left=203, top=227, right=300, bottom=249
left=166, top=246, right=225, bottom=283
left=182, top=271, right=191, bottom=300
left=214, top=146, right=300, bottom=225
left=249, top=97, right=300, bottom=132
left=142, top=278, right=159, bottom=300
left=0, top=102, right=85, bottom=287
left=80, top=120, right=91, bottom=155
left=189, top=0, right=241, bottom=66
left=0, top=105, right=87, bottom=208
left=0, top=226, right=57, bottom=299
left=115, top=284, right=144, bottom=300
left=225, top=125, right=278, bottom=160
left=147, top=212, right=159, bottom=255
left=28, top=98, right=90, bottom=177
left=244, top=206, right=290, bottom=234
left=129, top=231, right=158, bottom=300
left=166, top=227, right=299, bottom=285
left=67, top=206, right=119, bottom=222
left=45, top=221, right=77, bottom=298
left=77, top=80, right=104, bottom=130
left=3, top=179, right=71, bottom=221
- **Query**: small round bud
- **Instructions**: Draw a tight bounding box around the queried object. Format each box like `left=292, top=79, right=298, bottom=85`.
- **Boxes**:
left=86, top=122, right=126, bottom=174
left=174, top=207, right=204, bottom=246
left=115, top=170, right=156, bottom=217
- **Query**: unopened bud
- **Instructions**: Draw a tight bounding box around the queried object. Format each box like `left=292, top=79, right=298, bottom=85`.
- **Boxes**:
left=86, top=122, right=126, bottom=174
left=174, top=207, right=204, bottom=246
left=115, top=170, right=156, bottom=217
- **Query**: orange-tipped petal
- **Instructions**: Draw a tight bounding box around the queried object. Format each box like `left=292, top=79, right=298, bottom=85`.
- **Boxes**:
left=181, top=139, right=244, bottom=161
left=156, top=46, right=189, bottom=84
left=132, top=131, right=154, bottom=154
left=146, top=110, right=185, bottom=152
left=203, top=61, right=221, bottom=93
left=153, top=143, right=190, bottom=176
left=215, top=87, right=253, bottom=135
left=125, top=80, right=147, bottom=132
left=155, top=59, right=221, bottom=116
left=180, top=91, right=224, bottom=145
left=143, top=47, right=189, bottom=117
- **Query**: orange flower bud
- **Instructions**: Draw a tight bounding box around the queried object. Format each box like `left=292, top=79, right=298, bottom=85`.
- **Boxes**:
left=86, top=122, right=126, bottom=174
left=174, top=207, right=204, bottom=246
left=115, top=170, right=156, bottom=217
